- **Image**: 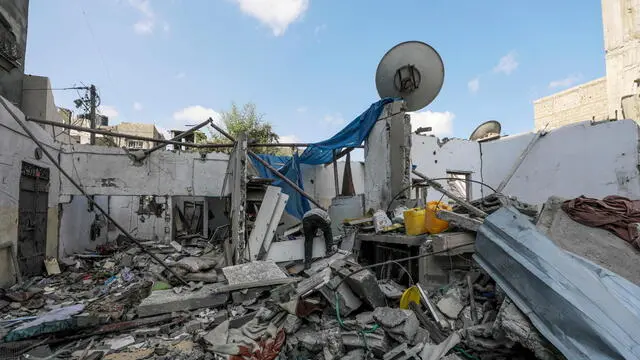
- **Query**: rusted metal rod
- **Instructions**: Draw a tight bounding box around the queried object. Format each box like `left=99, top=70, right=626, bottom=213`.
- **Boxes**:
left=1, top=98, right=189, bottom=285
left=411, top=169, right=488, bottom=218
left=210, top=123, right=327, bottom=211
left=143, top=118, right=212, bottom=155
left=27, top=118, right=364, bottom=150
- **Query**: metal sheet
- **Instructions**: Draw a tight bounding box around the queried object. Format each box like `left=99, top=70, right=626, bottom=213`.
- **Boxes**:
left=474, top=207, right=640, bottom=360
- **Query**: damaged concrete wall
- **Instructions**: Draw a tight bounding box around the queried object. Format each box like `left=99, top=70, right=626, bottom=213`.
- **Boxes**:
left=481, top=119, right=640, bottom=204
left=0, top=97, right=60, bottom=286
left=301, top=162, right=366, bottom=210
left=411, top=136, right=483, bottom=202
left=107, top=196, right=172, bottom=243
left=58, top=195, right=109, bottom=257
left=58, top=145, right=229, bottom=196
left=410, top=119, right=640, bottom=207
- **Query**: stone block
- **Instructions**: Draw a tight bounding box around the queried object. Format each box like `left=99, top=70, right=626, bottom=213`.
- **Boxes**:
left=137, top=284, right=228, bottom=318
left=437, top=293, right=464, bottom=319
left=342, top=329, right=390, bottom=358
left=320, top=276, right=362, bottom=316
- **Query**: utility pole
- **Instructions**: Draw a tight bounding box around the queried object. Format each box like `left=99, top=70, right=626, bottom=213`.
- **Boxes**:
left=89, top=84, right=97, bottom=145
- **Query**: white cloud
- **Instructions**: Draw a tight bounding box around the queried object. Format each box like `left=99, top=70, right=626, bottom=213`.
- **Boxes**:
left=314, top=23, right=326, bottom=36
left=133, top=102, right=143, bottom=111
left=468, top=77, right=480, bottom=94
left=296, top=106, right=307, bottom=113
left=548, top=73, right=583, bottom=89
left=232, top=0, right=309, bottom=36
left=128, top=0, right=166, bottom=35
left=175, top=71, right=186, bottom=79
left=408, top=110, right=455, bottom=137
left=134, top=19, right=154, bottom=34
left=323, top=113, right=345, bottom=126
left=279, top=134, right=300, bottom=143
left=98, top=105, right=119, bottom=118
left=493, top=51, right=518, bottom=75
left=173, top=105, right=221, bottom=125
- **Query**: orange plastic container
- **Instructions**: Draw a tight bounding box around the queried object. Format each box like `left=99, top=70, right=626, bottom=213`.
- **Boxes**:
left=425, top=201, right=452, bottom=234
left=403, top=208, right=427, bottom=236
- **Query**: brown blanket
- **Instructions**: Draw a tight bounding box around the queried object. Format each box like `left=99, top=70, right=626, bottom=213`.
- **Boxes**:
left=562, top=195, right=640, bottom=249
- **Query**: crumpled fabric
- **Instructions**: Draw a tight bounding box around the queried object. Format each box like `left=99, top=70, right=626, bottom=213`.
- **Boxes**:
left=230, top=328, right=286, bottom=360
left=561, top=195, right=640, bottom=248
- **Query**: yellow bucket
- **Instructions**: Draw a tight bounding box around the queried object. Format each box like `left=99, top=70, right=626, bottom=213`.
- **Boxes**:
left=425, top=201, right=452, bottom=234
left=403, top=208, right=427, bottom=236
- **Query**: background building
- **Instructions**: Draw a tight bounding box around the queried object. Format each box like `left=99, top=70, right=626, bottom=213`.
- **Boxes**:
left=534, top=0, right=640, bottom=130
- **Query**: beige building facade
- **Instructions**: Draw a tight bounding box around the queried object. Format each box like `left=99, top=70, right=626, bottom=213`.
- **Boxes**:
left=534, top=0, right=640, bottom=130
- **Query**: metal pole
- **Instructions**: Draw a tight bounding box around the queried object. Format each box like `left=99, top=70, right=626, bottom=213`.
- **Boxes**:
left=89, top=85, right=96, bottom=145
left=27, top=117, right=207, bottom=148
left=0, top=96, right=189, bottom=285
left=332, top=149, right=340, bottom=196
left=143, top=118, right=212, bottom=155
left=412, top=169, right=488, bottom=218
left=210, top=123, right=327, bottom=211
left=27, top=118, right=367, bottom=150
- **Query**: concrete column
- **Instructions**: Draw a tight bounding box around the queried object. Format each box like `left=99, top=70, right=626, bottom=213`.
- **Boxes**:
left=364, top=101, right=411, bottom=212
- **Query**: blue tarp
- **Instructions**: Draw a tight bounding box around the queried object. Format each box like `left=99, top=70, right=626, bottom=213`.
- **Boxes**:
left=251, top=98, right=396, bottom=219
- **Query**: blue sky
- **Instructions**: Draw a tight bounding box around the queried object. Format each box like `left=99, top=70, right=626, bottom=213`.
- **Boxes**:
left=25, top=0, right=605, bottom=143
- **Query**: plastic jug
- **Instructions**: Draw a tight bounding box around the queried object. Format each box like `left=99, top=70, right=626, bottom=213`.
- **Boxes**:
left=425, top=201, right=452, bottom=234
left=403, top=208, right=427, bottom=236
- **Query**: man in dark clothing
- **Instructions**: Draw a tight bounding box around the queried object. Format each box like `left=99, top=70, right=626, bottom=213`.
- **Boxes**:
left=302, top=208, right=334, bottom=269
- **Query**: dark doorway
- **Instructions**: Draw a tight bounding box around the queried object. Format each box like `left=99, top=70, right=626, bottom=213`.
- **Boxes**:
left=17, top=162, right=50, bottom=277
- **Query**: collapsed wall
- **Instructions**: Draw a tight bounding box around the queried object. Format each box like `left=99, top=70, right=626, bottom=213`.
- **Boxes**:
left=412, top=119, right=640, bottom=206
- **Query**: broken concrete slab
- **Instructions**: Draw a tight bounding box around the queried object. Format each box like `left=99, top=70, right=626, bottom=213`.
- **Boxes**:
left=378, top=279, right=405, bottom=300
left=330, top=259, right=386, bottom=309
left=342, top=329, right=390, bottom=358
left=175, top=256, right=217, bottom=273
left=137, top=284, right=228, bottom=318
left=436, top=210, right=483, bottom=232
left=183, top=269, right=218, bottom=283
left=320, top=276, right=362, bottom=316
left=431, top=232, right=475, bottom=256
left=437, top=292, right=465, bottom=319
left=203, top=319, right=229, bottom=347
left=222, top=261, right=287, bottom=285
left=372, top=307, right=420, bottom=344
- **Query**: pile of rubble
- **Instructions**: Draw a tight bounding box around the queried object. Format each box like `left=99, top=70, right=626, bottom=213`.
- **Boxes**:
left=2, top=194, right=640, bottom=360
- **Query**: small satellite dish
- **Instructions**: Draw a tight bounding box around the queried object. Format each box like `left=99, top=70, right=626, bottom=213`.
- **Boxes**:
left=376, top=41, right=445, bottom=112
left=469, top=120, right=502, bottom=141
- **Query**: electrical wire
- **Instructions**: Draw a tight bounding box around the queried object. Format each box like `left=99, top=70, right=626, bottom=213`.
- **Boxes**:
left=333, top=242, right=473, bottom=289
left=386, top=177, right=499, bottom=212
left=22, top=87, right=90, bottom=91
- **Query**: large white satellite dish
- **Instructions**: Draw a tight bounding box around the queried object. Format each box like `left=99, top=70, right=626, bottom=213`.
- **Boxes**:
left=375, top=41, right=445, bottom=112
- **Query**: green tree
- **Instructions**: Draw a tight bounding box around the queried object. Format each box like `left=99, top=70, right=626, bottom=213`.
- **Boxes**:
left=207, top=102, right=290, bottom=155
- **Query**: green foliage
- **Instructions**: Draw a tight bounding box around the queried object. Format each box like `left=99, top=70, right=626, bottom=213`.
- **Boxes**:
left=194, top=130, right=208, bottom=144
left=205, top=102, right=290, bottom=155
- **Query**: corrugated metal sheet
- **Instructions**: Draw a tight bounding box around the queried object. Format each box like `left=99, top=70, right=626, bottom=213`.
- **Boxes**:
left=474, top=207, right=640, bottom=360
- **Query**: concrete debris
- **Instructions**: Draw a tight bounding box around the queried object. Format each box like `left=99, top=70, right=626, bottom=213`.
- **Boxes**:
left=137, top=283, right=228, bottom=317
left=1, top=196, right=629, bottom=360
left=436, top=290, right=465, bottom=319
left=383, top=342, right=424, bottom=360
left=175, top=256, right=217, bottom=273
left=222, top=260, right=288, bottom=284
left=372, top=307, right=420, bottom=344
